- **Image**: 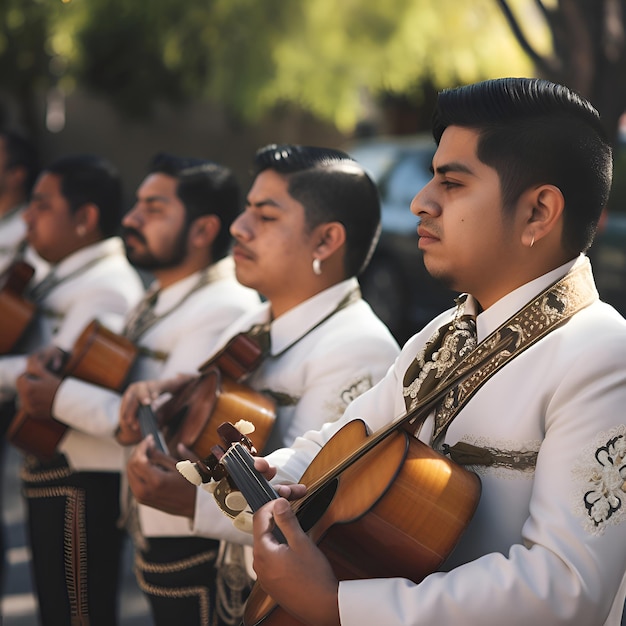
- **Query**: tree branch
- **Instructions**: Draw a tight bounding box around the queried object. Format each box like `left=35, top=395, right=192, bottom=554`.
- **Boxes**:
left=496, top=0, right=560, bottom=75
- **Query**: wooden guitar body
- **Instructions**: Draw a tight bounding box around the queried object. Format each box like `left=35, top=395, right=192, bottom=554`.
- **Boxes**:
left=0, top=261, right=36, bottom=354
left=158, top=366, right=276, bottom=459
left=243, top=418, right=481, bottom=626
left=7, top=320, right=138, bottom=460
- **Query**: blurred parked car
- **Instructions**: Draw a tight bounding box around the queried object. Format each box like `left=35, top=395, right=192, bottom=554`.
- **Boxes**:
left=347, top=134, right=456, bottom=344
left=588, top=211, right=626, bottom=315
left=348, top=134, right=626, bottom=344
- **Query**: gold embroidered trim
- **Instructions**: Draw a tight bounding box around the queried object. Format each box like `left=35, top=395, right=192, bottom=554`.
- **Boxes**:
left=23, top=485, right=89, bottom=621
left=442, top=440, right=539, bottom=472
left=134, top=550, right=217, bottom=626
left=431, top=259, right=598, bottom=443
left=21, top=459, right=73, bottom=483
left=135, top=547, right=218, bottom=574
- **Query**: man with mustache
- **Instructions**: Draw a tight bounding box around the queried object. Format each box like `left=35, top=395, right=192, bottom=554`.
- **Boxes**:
left=117, top=144, right=401, bottom=626
left=16, top=153, right=258, bottom=625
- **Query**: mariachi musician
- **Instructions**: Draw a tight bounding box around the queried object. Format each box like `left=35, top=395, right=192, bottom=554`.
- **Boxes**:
left=117, top=145, right=401, bottom=626
left=0, top=154, right=143, bottom=626
left=16, top=153, right=259, bottom=626
left=0, top=127, right=45, bottom=620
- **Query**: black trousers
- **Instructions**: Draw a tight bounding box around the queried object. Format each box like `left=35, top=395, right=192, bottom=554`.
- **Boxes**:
left=22, top=455, right=125, bottom=626
left=135, top=536, right=225, bottom=626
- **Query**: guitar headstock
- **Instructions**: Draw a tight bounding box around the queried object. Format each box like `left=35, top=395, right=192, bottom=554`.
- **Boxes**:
left=216, top=421, right=258, bottom=455
left=176, top=420, right=256, bottom=488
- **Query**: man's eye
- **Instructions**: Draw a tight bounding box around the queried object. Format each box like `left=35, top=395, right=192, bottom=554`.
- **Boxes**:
left=441, top=180, right=460, bottom=189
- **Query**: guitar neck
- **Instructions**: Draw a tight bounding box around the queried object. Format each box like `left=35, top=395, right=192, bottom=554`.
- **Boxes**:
left=221, top=443, right=286, bottom=543
left=137, top=405, right=168, bottom=453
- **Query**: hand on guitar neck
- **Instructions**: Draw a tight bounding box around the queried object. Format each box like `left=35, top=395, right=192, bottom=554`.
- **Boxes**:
left=201, top=423, right=339, bottom=626
left=116, top=373, right=193, bottom=446
left=126, top=412, right=201, bottom=519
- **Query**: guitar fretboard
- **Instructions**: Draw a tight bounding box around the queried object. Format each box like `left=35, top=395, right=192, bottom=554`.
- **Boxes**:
left=222, top=443, right=287, bottom=543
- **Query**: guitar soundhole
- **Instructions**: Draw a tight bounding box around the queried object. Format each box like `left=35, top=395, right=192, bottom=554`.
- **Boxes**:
left=296, top=480, right=338, bottom=533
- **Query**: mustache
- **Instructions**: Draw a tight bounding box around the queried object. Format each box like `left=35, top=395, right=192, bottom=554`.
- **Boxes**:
left=122, top=227, right=147, bottom=245
left=232, top=242, right=254, bottom=257
left=418, top=218, right=440, bottom=238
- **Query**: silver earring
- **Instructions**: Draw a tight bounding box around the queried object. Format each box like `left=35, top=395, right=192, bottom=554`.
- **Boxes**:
left=312, top=258, right=322, bottom=275
left=530, top=234, right=535, bottom=248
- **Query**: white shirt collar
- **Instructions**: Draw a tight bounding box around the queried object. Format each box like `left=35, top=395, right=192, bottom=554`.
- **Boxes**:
left=51, top=236, right=124, bottom=280
left=268, top=277, right=360, bottom=355
left=150, top=256, right=236, bottom=315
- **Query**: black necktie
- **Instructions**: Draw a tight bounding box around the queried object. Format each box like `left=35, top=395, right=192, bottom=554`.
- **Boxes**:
left=123, top=286, right=160, bottom=342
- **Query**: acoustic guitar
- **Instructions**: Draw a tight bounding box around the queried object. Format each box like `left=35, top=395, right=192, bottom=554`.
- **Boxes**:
left=0, top=261, right=36, bottom=354
left=210, top=420, right=481, bottom=626
left=153, top=333, right=277, bottom=458
left=8, top=320, right=138, bottom=460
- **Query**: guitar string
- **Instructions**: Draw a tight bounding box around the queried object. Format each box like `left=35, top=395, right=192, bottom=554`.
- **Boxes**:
left=224, top=443, right=288, bottom=544
left=224, top=444, right=278, bottom=512
left=225, top=444, right=275, bottom=511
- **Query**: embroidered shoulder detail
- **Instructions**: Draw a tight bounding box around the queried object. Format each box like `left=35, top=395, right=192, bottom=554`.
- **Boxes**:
left=323, top=375, right=374, bottom=422
left=572, top=425, right=626, bottom=536
left=441, top=435, right=540, bottom=478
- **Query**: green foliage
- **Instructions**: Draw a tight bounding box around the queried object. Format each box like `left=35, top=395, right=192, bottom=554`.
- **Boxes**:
left=262, top=0, right=535, bottom=129
left=0, top=0, right=537, bottom=129
left=0, top=0, right=56, bottom=94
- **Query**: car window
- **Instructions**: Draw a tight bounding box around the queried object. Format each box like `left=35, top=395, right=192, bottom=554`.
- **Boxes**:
left=381, top=151, right=433, bottom=206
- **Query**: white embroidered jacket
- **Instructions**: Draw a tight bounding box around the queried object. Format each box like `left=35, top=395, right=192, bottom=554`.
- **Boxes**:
left=192, top=278, right=401, bottom=541
left=266, top=256, right=626, bottom=626
left=53, top=257, right=260, bottom=481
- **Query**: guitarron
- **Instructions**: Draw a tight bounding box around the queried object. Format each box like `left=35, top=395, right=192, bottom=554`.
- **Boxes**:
left=0, top=261, right=36, bottom=354
left=8, top=320, right=138, bottom=460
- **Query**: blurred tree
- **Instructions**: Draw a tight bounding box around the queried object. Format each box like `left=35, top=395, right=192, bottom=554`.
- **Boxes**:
left=75, top=0, right=298, bottom=120
left=253, top=0, right=535, bottom=131
left=0, top=0, right=534, bottom=137
left=497, top=0, right=626, bottom=145
left=0, top=0, right=60, bottom=139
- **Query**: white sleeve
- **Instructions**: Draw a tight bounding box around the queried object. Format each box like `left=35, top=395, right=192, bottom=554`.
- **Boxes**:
left=337, top=344, right=626, bottom=625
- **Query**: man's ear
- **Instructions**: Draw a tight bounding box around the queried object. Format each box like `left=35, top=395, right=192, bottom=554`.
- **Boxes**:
left=74, top=203, right=100, bottom=238
left=520, top=184, right=565, bottom=248
left=312, top=222, right=346, bottom=261
left=189, top=214, right=220, bottom=248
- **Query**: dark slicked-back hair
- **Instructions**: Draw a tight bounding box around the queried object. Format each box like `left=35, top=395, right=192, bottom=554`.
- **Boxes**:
left=147, top=152, right=240, bottom=261
left=1, top=129, right=40, bottom=193
left=45, top=154, right=123, bottom=239
left=253, top=144, right=381, bottom=277
left=432, top=78, right=612, bottom=256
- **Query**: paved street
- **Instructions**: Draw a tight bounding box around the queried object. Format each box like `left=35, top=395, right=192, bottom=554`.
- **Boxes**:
left=0, top=444, right=154, bottom=626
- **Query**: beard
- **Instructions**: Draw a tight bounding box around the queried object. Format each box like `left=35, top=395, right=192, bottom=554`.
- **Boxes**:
left=123, top=225, right=189, bottom=271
